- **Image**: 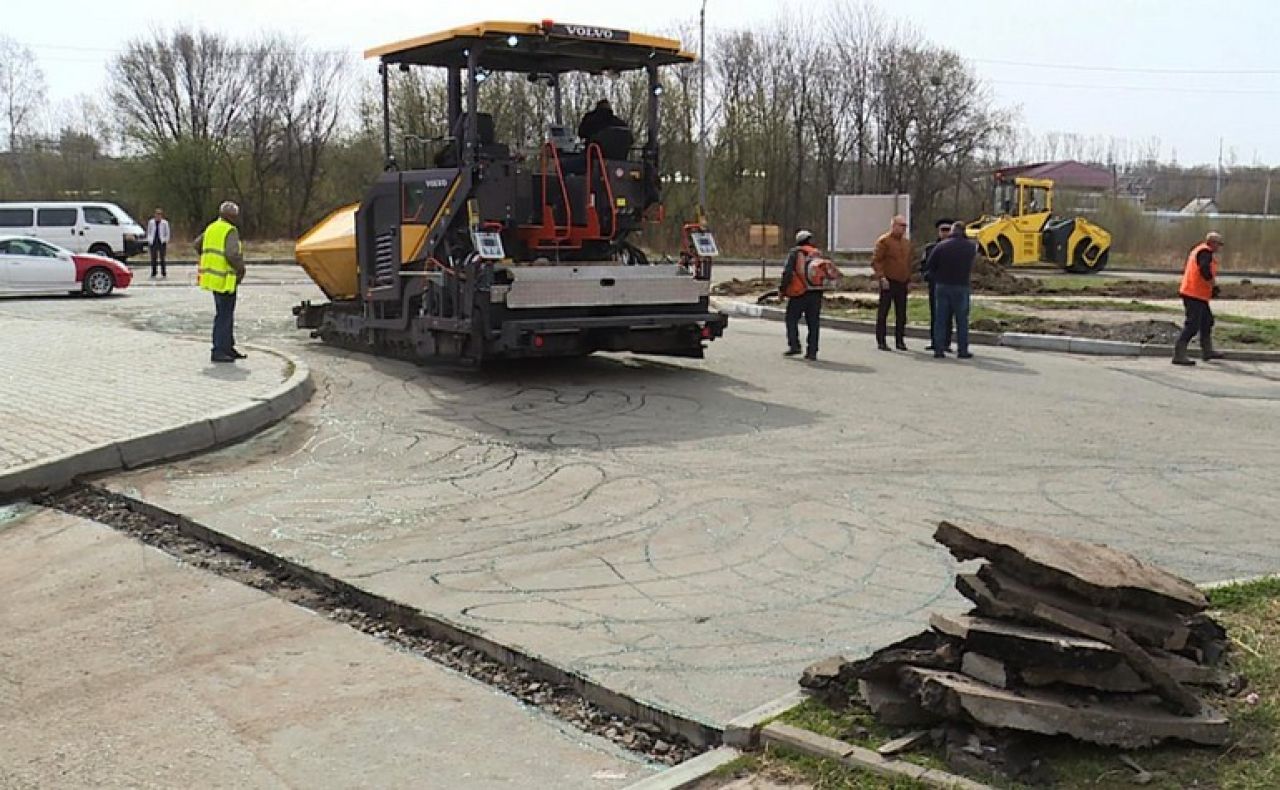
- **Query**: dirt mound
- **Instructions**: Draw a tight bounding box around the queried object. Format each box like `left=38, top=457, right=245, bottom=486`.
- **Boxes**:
left=827, top=296, right=879, bottom=311
left=970, top=258, right=1043, bottom=295
left=971, top=316, right=1183, bottom=345
left=712, top=277, right=775, bottom=296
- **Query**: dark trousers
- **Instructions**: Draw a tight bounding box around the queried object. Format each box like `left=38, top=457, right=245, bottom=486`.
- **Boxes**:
left=150, top=242, right=167, bottom=276
left=876, top=279, right=908, bottom=345
left=927, top=280, right=952, bottom=349
left=934, top=283, right=971, bottom=354
left=785, top=290, right=822, bottom=356
left=1177, top=296, right=1213, bottom=348
left=212, top=291, right=237, bottom=356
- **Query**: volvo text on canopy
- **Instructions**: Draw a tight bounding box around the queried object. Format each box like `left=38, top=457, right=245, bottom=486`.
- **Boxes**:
left=294, top=20, right=727, bottom=363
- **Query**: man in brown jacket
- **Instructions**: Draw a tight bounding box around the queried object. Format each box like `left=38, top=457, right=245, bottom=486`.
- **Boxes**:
left=872, top=214, right=913, bottom=351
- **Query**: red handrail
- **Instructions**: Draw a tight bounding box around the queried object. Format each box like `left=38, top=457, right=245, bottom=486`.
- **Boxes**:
left=540, top=141, right=572, bottom=239
left=584, top=143, right=618, bottom=238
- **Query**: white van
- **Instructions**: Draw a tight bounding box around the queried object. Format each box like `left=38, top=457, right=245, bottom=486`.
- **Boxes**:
left=0, top=202, right=147, bottom=260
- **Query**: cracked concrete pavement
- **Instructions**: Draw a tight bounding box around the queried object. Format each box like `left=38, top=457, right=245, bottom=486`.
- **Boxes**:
left=6, top=280, right=1279, bottom=728
left=0, top=505, right=648, bottom=789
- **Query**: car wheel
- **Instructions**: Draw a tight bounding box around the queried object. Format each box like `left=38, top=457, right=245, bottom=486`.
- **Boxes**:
left=89, top=242, right=115, bottom=259
left=83, top=267, right=115, bottom=297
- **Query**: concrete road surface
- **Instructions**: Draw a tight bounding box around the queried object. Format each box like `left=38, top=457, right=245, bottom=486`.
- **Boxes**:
left=0, top=506, right=648, bottom=789
left=5, top=282, right=1279, bottom=729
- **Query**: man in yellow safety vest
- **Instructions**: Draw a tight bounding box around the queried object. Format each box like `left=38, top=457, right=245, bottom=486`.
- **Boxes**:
left=194, top=201, right=247, bottom=362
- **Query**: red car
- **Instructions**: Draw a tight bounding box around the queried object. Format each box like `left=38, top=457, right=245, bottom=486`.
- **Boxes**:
left=0, top=235, right=133, bottom=296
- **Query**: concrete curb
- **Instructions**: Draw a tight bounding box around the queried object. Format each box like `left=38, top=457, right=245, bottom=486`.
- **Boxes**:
left=621, top=747, right=742, bottom=790
left=712, top=298, right=1280, bottom=363
left=0, top=347, right=314, bottom=502
left=723, top=690, right=808, bottom=748
left=761, top=722, right=993, bottom=790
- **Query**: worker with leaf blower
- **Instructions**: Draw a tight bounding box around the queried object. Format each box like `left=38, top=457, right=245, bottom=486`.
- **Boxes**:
left=781, top=229, right=841, bottom=361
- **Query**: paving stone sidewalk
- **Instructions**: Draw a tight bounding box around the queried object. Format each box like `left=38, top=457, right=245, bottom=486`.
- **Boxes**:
left=0, top=313, right=298, bottom=491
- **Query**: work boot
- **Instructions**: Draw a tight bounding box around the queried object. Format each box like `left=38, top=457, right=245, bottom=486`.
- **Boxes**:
left=895, top=339, right=908, bottom=351
left=784, top=348, right=801, bottom=357
left=1172, top=342, right=1196, bottom=366
left=1202, top=338, right=1225, bottom=361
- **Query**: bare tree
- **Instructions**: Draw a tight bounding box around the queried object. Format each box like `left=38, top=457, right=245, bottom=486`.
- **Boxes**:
left=109, top=28, right=247, bottom=227
left=0, top=36, right=47, bottom=151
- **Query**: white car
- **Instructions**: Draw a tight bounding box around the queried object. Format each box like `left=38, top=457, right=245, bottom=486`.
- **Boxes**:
left=0, top=236, right=134, bottom=297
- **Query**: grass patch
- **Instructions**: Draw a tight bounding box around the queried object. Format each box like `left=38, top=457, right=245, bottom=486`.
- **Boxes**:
left=777, top=697, right=946, bottom=772
left=728, top=577, right=1280, bottom=789
left=826, top=299, right=1022, bottom=327
left=1000, top=298, right=1180, bottom=314
left=1216, top=315, right=1280, bottom=348
left=700, top=746, right=927, bottom=789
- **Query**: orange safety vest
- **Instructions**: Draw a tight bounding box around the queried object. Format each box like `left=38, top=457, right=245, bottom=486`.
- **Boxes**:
left=1179, top=243, right=1218, bottom=302
left=784, top=244, right=829, bottom=297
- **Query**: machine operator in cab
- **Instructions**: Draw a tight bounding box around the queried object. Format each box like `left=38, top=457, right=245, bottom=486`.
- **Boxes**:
left=577, top=99, right=627, bottom=144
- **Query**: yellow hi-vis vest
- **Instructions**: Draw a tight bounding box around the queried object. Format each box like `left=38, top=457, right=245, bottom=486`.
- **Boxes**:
left=198, top=218, right=238, bottom=293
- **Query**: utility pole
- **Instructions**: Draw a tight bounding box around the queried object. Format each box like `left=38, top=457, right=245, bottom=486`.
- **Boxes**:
left=1215, top=136, right=1223, bottom=203
left=697, top=0, right=708, bottom=223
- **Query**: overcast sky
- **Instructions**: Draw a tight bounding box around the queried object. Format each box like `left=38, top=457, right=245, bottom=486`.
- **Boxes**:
left=11, top=0, right=1280, bottom=166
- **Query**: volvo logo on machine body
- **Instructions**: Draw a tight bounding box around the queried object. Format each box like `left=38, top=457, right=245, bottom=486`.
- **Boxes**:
left=550, top=23, right=631, bottom=42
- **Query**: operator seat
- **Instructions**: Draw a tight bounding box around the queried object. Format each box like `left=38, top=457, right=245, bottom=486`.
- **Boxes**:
left=592, top=125, right=634, bottom=161
left=434, top=112, right=509, bottom=167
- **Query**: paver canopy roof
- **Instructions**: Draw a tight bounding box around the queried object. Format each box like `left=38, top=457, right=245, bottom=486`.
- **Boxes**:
left=365, top=20, right=696, bottom=72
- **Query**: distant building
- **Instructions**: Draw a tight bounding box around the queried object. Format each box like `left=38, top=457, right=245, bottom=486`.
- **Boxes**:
left=995, top=160, right=1116, bottom=191
left=1180, top=197, right=1218, bottom=215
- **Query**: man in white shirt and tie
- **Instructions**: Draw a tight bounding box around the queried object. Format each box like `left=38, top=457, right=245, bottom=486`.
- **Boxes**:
left=146, top=208, right=171, bottom=278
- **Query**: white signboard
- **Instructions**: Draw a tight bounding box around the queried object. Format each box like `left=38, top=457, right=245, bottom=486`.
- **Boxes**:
left=826, top=194, right=911, bottom=253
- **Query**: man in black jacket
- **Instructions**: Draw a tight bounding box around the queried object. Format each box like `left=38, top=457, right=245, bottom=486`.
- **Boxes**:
left=920, top=218, right=953, bottom=351
left=577, top=99, right=626, bottom=143
left=926, top=222, right=978, bottom=359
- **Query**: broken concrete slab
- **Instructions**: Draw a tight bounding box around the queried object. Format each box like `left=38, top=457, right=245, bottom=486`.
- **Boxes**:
left=838, top=629, right=961, bottom=683
left=934, top=607, right=1203, bottom=715
left=902, top=668, right=1228, bottom=749
left=960, top=653, right=1010, bottom=689
left=858, top=679, right=937, bottom=727
left=934, top=521, right=1208, bottom=615
left=1020, top=663, right=1149, bottom=693
left=799, top=655, right=845, bottom=692
left=930, top=613, right=1124, bottom=672
left=977, top=564, right=1191, bottom=651
left=877, top=729, right=931, bottom=757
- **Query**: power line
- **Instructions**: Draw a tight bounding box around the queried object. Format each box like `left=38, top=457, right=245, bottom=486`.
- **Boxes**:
left=975, top=57, right=1280, bottom=76
left=989, top=78, right=1280, bottom=97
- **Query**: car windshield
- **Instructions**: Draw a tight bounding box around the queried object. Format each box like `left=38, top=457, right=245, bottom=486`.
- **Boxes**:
left=2, top=238, right=59, bottom=257
left=109, top=205, right=140, bottom=227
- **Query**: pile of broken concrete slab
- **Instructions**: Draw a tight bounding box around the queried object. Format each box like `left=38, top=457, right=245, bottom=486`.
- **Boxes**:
left=802, top=521, right=1244, bottom=781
